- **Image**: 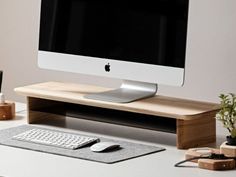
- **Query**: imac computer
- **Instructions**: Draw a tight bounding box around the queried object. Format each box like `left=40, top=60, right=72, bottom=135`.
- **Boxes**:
left=38, top=0, right=189, bottom=103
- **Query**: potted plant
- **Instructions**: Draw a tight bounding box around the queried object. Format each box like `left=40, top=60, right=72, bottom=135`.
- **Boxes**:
left=216, top=93, right=236, bottom=145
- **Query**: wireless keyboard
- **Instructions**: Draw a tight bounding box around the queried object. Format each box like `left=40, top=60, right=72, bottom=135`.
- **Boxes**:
left=12, top=128, right=99, bottom=150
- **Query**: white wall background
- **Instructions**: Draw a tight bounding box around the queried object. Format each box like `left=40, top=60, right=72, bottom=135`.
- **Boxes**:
left=1, top=0, right=236, bottom=103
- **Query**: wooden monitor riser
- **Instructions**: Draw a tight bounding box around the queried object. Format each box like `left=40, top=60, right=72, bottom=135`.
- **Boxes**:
left=15, top=82, right=219, bottom=149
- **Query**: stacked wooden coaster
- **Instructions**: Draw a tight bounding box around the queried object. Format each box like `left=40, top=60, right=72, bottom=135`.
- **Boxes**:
left=185, top=147, right=236, bottom=170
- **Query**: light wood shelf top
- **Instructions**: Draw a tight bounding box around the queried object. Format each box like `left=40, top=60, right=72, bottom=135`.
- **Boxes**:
left=14, top=82, right=219, bottom=120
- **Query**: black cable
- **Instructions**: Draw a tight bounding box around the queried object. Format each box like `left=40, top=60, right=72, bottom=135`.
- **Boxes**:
left=174, top=156, right=207, bottom=167
left=0, top=71, right=2, bottom=92
left=174, top=153, right=236, bottom=167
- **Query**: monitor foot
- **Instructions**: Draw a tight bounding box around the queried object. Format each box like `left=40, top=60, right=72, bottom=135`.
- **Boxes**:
left=84, top=80, right=158, bottom=103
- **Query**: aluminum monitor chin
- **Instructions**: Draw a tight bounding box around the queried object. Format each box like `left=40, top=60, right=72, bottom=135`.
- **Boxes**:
left=38, top=0, right=189, bottom=103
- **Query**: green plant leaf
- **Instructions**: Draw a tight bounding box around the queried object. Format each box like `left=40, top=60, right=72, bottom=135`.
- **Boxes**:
left=217, top=93, right=236, bottom=136
left=231, top=128, right=236, bottom=138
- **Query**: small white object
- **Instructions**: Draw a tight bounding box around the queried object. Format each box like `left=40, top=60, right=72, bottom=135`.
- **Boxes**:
left=90, top=142, right=120, bottom=152
left=0, top=93, right=5, bottom=104
left=12, top=128, right=100, bottom=150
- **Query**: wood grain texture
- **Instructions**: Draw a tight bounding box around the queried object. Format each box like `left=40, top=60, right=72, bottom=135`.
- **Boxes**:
left=0, top=101, right=15, bottom=120
left=185, top=148, right=236, bottom=170
left=185, top=148, right=220, bottom=163
left=198, top=159, right=235, bottom=170
left=27, top=97, right=65, bottom=123
left=14, top=82, right=219, bottom=149
left=177, top=111, right=216, bottom=149
left=14, top=82, right=219, bottom=120
left=220, top=142, right=236, bottom=157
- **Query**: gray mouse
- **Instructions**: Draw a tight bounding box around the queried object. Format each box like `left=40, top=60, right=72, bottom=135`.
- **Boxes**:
left=90, top=142, right=120, bottom=152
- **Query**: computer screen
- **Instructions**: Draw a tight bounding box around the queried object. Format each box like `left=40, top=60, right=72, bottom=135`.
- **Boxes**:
left=38, top=0, right=189, bottom=103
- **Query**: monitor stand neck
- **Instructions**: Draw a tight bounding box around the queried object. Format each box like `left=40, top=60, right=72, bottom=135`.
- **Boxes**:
left=84, top=80, right=158, bottom=103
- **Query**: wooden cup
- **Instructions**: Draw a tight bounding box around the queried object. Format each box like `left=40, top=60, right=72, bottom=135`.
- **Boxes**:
left=0, top=101, right=15, bottom=120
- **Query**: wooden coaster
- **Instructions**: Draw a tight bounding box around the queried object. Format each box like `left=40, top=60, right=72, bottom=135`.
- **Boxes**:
left=185, top=148, right=236, bottom=170
left=198, top=158, right=235, bottom=170
left=185, top=148, right=219, bottom=163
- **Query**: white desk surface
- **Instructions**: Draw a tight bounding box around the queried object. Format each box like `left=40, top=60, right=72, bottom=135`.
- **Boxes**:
left=0, top=103, right=235, bottom=177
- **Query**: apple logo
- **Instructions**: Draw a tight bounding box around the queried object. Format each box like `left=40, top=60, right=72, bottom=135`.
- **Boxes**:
left=105, top=63, right=110, bottom=72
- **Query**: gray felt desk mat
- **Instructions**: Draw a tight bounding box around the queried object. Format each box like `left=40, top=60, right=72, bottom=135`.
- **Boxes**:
left=0, top=125, right=165, bottom=164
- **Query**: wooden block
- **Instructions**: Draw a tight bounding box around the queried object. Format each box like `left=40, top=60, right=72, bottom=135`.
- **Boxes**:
left=177, top=113, right=216, bottom=149
left=0, top=101, right=15, bottom=120
left=220, top=142, right=236, bottom=157
left=198, top=159, right=235, bottom=170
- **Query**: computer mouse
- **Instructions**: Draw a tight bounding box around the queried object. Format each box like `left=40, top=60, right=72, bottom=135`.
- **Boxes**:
left=90, top=142, right=120, bottom=152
